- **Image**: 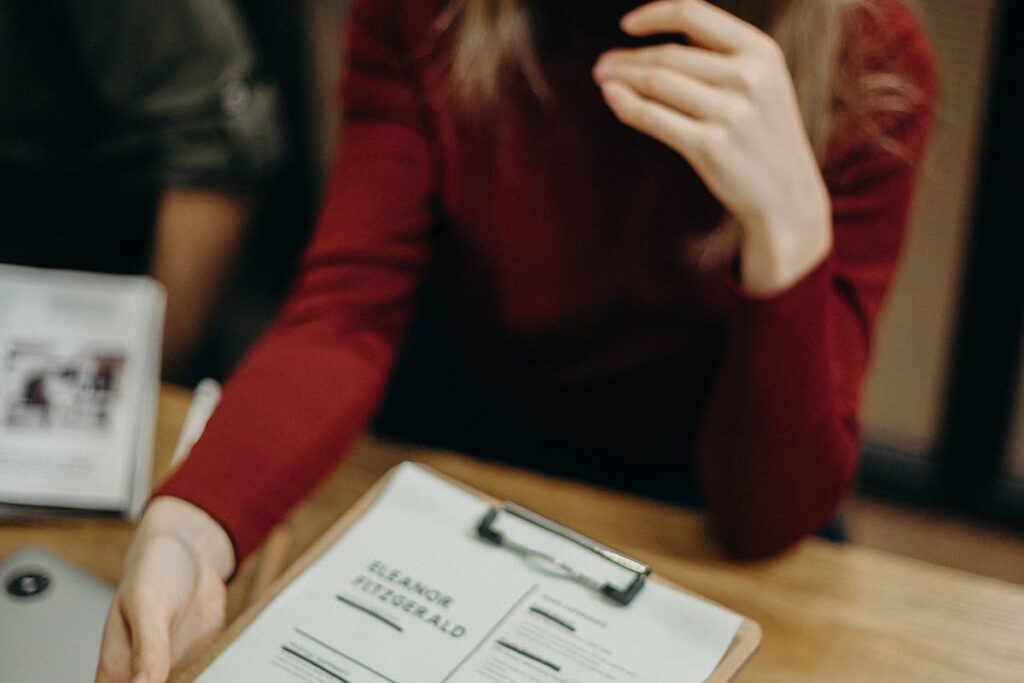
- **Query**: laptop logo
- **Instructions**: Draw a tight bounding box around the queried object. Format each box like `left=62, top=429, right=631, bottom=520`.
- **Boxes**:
left=6, top=569, right=51, bottom=599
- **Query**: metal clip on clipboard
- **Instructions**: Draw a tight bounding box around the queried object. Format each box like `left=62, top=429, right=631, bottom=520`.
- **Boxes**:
left=477, top=502, right=651, bottom=606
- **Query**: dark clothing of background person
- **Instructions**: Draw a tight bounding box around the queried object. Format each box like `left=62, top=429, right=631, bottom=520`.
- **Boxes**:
left=0, top=0, right=285, bottom=274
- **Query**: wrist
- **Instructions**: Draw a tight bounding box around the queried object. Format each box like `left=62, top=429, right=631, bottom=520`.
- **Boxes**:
left=739, top=193, right=832, bottom=296
left=140, top=496, right=236, bottom=581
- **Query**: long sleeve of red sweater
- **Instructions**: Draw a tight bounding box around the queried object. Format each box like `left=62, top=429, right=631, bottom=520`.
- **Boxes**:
left=157, top=0, right=938, bottom=565
left=695, top=3, right=938, bottom=557
left=157, top=0, right=435, bottom=561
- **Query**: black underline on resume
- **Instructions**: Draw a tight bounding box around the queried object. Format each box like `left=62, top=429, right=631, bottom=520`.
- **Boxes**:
left=336, top=594, right=404, bottom=632
left=294, top=628, right=400, bottom=683
left=440, top=584, right=539, bottom=683
left=496, top=640, right=562, bottom=671
left=281, top=645, right=352, bottom=682
left=528, top=606, right=576, bottom=632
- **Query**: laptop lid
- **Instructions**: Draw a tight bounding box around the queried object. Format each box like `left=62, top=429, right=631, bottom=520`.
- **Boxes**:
left=0, top=546, right=114, bottom=682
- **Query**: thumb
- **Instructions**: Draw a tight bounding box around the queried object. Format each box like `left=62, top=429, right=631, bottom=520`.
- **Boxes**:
left=127, top=603, right=172, bottom=683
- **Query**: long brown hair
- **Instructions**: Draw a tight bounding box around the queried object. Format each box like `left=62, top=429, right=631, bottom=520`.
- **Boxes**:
left=440, top=0, right=915, bottom=159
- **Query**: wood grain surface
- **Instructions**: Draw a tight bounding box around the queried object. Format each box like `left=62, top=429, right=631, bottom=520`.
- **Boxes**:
left=2, top=385, right=1022, bottom=682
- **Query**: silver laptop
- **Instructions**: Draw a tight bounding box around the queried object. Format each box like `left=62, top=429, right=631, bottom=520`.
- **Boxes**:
left=0, top=546, right=114, bottom=682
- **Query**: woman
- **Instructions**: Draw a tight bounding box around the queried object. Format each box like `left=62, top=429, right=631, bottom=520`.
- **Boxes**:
left=96, top=1, right=937, bottom=681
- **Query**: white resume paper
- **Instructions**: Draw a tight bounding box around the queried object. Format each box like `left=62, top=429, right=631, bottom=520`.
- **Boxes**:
left=196, top=464, right=742, bottom=683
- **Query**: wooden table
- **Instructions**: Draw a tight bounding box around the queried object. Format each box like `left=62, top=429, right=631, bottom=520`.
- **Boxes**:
left=3, top=386, right=1023, bottom=682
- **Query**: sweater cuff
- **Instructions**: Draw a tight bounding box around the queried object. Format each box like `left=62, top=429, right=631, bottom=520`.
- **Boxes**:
left=717, top=249, right=836, bottom=321
left=154, top=454, right=255, bottom=572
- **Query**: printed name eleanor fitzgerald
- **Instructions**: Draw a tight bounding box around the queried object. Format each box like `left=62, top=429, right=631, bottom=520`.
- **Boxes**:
left=349, top=560, right=468, bottom=638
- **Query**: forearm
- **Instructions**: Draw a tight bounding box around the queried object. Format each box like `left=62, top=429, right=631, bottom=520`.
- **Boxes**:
left=150, top=188, right=254, bottom=378
left=156, top=318, right=409, bottom=564
left=696, top=259, right=860, bottom=558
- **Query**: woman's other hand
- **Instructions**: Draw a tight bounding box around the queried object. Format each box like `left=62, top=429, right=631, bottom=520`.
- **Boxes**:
left=593, top=0, right=833, bottom=295
left=95, top=497, right=235, bottom=683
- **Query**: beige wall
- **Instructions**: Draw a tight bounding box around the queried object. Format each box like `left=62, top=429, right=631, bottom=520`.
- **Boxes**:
left=861, top=0, right=1001, bottom=455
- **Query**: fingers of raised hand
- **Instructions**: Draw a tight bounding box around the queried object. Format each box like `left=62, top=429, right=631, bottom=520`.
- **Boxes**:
left=594, top=59, right=723, bottom=120
left=595, top=46, right=785, bottom=116
left=593, top=52, right=760, bottom=154
left=598, top=45, right=735, bottom=88
left=599, top=81, right=705, bottom=159
left=621, top=0, right=767, bottom=54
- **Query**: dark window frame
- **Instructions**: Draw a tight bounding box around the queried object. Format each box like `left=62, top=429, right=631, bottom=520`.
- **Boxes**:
left=859, top=0, right=1024, bottom=529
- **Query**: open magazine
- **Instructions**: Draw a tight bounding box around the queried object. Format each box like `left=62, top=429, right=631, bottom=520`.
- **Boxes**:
left=0, top=264, right=164, bottom=520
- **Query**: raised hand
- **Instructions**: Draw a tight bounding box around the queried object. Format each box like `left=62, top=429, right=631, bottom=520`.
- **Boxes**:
left=593, top=0, right=833, bottom=295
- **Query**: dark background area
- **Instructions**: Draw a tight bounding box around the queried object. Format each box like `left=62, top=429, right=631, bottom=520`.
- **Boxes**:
left=182, top=0, right=322, bottom=387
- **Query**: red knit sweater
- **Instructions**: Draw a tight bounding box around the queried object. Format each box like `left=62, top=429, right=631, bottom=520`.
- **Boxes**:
left=158, top=0, right=937, bottom=562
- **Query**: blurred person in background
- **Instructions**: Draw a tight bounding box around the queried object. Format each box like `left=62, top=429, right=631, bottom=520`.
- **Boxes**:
left=97, top=0, right=937, bottom=681
left=0, top=0, right=285, bottom=378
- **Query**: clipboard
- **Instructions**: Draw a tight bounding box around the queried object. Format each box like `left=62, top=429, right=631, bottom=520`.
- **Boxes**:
left=173, top=463, right=761, bottom=682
